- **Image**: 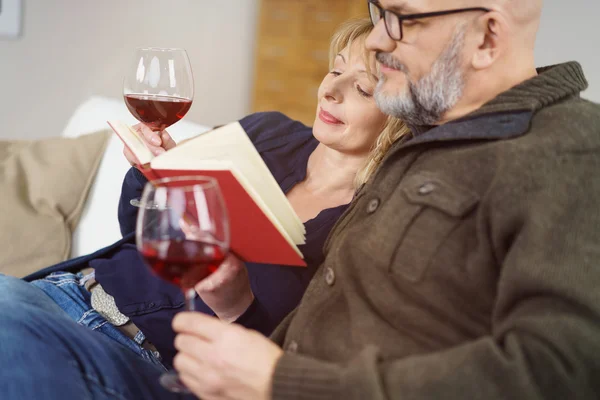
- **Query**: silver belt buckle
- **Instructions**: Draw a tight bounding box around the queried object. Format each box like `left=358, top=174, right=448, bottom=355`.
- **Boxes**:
left=90, top=285, right=130, bottom=327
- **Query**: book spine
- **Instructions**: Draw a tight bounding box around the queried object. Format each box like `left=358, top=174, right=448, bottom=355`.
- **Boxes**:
left=137, top=165, right=160, bottom=183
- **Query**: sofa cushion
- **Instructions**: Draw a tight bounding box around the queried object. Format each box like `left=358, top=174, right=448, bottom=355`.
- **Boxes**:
left=0, top=130, right=110, bottom=277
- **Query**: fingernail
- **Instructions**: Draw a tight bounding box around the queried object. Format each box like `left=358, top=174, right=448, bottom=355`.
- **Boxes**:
left=154, top=148, right=165, bottom=155
left=150, top=135, right=161, bottom=145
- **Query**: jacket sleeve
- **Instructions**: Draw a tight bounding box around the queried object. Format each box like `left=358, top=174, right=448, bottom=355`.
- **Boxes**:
left=233, top=262, right=313, bottom=337
left=117, top=167, right=148, bottom=237
left=268, top=308, right=297, bottom=345
left=269, top=152, right=600, bottom=400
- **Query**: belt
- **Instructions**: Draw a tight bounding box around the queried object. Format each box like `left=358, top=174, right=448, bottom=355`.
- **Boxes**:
left=81, top=268, right=159, bottom=353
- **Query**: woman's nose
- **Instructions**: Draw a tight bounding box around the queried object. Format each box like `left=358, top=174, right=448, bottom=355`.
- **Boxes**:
left=323, top=77, right=346, bottom=103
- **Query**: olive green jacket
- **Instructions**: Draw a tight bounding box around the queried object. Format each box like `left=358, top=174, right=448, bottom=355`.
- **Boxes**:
left=270, top=62, right=600, bottom=400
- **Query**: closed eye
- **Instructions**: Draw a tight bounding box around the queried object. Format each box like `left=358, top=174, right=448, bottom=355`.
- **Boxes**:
left=357, top=85, right=372, bottom=98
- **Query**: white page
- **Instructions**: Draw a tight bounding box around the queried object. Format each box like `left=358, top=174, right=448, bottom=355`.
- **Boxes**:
left=150, top=122, right=306, bottom=243
left=108, top=121, right=154, bottom=165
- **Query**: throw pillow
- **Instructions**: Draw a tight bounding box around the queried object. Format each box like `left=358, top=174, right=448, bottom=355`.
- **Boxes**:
left=0, top=130, right=110, bottom=278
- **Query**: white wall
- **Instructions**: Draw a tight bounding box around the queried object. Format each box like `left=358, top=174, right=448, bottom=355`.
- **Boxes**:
left=0, top=0, right=259, bottom=140
left=536, top=0, right=599, bottom=102
left=0, top=1, right=598, bottom=141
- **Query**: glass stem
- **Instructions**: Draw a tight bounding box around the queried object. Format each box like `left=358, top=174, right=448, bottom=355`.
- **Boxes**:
left=184, top=288, right=196, bottom=312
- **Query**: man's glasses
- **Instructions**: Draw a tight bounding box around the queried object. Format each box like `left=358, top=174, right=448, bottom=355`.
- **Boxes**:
left=368, top=1, right=490, bottom=41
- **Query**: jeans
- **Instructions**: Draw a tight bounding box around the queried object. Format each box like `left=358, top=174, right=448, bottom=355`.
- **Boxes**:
left=31, top=271, right=163, bottom=367
left=0, top=274, right=194, bottom=400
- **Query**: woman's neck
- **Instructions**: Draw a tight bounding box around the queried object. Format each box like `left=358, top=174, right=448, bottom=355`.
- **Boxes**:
left=302, top=144, right=367, bottom=198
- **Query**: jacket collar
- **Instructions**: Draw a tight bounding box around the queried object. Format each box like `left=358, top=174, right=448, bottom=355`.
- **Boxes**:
left=402, top=62, right=588, bottom=148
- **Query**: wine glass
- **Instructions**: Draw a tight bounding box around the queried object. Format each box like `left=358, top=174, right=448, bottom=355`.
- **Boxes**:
left=136, top=176, right=229, bottom=393
left=124, top=47, right=194, bottom=207
left=124, top=47, right=194, bottom=131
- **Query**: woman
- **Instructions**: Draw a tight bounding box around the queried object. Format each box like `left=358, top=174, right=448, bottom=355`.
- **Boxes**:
left=0, top=18, right=409, bottom=400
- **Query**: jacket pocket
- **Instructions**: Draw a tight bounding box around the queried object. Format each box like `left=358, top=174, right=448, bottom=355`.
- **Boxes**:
left=388, top=173, right=479, bottom=281
left=350, top=173, right=478, bottom=281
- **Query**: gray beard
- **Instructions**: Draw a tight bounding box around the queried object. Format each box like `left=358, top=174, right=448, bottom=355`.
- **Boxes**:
left=374, top=27, right=467, bottom=127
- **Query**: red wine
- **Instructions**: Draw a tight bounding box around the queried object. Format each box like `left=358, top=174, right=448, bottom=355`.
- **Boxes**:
left=142, top=239, right=226, bottom=289
left=124, top=94, right=192, bottom=131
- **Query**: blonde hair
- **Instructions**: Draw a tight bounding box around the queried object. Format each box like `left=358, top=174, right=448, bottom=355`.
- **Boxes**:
left=329, top=18, right=411, bottom=187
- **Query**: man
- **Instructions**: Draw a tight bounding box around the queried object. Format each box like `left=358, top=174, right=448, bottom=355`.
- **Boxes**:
left=170, top=0, right=600, bottom=399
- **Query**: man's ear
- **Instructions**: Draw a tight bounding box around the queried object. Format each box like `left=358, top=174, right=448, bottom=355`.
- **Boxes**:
left=471, top=12, right=507, bottom=70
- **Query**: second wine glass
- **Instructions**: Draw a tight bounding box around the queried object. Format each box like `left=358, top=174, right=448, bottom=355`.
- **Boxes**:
left=124, top=47, right=194, bottom=132
left=136, top=176, right=229, bottom=393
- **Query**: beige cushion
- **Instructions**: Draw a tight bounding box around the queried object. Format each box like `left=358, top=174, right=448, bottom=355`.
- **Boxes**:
left=0, top=130, right=110, bottom=278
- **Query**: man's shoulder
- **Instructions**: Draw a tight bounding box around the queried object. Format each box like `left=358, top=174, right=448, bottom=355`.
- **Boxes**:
left=485, top=96, right=599, bottom=189
left=538, top=95, right=600, bottom=120
left=481, top=98, right=600, bottom=205
left=522, top=96, right=600, bottom=154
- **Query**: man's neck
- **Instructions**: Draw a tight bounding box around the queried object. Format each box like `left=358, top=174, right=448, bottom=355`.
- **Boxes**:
left=438, top=65, right=539, bottom=125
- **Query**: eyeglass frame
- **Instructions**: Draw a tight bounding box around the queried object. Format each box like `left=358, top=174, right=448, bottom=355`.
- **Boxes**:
left=368, top=1, right=491, bottom=41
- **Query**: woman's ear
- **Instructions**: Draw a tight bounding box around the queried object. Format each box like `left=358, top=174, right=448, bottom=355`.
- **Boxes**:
left=471, top=12, right=507, bottom=70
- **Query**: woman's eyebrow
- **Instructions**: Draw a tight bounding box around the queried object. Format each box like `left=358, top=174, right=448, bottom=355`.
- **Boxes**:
left=336, top=54, right=379, bottom=80
left=358, top=69, right=379, bottom=81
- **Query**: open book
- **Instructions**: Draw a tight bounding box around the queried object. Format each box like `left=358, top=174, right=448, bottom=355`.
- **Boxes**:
left=108, top=120, right=306, bottom=267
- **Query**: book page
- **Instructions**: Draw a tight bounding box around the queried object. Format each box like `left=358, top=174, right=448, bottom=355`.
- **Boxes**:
left=150, top=122, right=306, bottom=243
left=107, top=121, right=154, bottom=165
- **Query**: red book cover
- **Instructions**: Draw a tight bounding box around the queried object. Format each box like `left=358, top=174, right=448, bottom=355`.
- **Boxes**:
left=137, top=167, right=306, bottom=267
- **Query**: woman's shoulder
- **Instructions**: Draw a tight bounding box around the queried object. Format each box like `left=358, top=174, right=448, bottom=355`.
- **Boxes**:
left=238, top=112, right=313, bottom=146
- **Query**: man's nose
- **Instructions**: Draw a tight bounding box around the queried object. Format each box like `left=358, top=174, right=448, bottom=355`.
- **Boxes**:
left=365, top=19, right=395, bottom=53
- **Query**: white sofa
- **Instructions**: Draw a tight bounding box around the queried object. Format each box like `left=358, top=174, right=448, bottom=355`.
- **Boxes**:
left=62, top=96, right=209, bottom=258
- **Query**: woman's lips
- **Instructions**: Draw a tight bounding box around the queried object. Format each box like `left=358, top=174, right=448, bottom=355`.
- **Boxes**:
left=318, top=108, right=343, bottom=125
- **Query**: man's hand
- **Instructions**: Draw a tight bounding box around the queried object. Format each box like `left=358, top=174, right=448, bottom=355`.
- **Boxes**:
left=122, top=123, right=177, bottom=165
left=195, top=254, right=255, bottom=323
left=173, top=312, right=283, bottom=400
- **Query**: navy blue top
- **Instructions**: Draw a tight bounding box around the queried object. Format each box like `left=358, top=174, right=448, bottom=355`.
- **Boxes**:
left=26, top=112, right=348, bottom=368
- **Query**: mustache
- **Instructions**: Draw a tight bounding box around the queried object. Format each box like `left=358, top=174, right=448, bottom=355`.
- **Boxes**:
left=375, top=52, right=407, bottom=73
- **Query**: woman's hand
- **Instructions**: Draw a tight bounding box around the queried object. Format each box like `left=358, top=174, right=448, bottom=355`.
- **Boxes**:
left=122, top=123, right=177, bottom=165
left=173, top=312, right=283, bottom=400
left=195, top=254, right=255, bottom=323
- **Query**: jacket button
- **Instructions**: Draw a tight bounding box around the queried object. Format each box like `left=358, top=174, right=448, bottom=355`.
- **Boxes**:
left=287, top=340, right=299, bottom=353
left=418, top=182, right=436, bottom=195
left=325, top=267, right=336, bottom=286
left=366, top=198, right=380, bottom=214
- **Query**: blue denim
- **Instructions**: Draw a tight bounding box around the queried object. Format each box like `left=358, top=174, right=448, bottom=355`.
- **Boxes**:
left=0, top=275, right=193, bottom=400
left=30, top=271, right=163, bottom=367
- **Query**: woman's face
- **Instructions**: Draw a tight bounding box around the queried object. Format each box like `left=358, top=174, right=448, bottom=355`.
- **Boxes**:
left=312, top=39, right=387, bottom=156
